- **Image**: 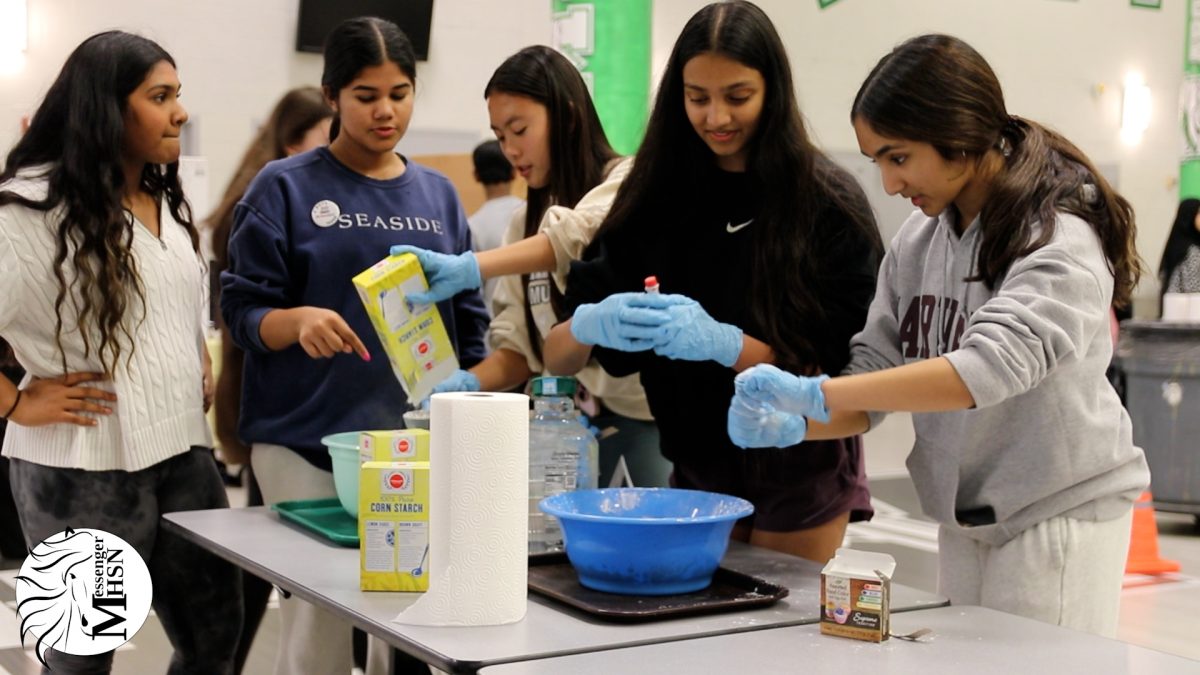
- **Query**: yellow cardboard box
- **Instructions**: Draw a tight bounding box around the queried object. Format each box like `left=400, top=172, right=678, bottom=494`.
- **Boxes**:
left=359, top=461, right=430, bottom=592
left=820, top=548, right=895, bottom=642
left=353, top=253, right=458, bottom=403
left=358, top=429, right=430, bottom=463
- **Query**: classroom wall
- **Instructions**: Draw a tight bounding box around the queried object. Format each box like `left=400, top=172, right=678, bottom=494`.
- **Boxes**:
left=0, top=0, right=550, bottom=212
left=0, top=0, right=1185, bottom=313
left=651, top=0, right=1184, bottom=315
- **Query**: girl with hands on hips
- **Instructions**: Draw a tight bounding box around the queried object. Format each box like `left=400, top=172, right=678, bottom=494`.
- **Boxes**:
left=0, top=31, right=242, bottom=673
left=731, top=35, right=1148, bottom=638
left=3, top=372, right=117, bottom=428
left=545, top=1, right=883, bottom=564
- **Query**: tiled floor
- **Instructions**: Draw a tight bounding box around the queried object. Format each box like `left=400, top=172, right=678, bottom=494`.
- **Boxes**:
left=1, top=412, right=1198, bottom=672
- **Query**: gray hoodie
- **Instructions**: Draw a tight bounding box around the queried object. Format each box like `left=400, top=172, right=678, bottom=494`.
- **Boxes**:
left=846, top=208, right=1149, bottom=546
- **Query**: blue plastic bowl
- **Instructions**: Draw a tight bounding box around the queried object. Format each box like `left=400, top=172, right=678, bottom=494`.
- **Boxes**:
left=538, top=488, right=754, bottom=596
left=323, top=432, right=361, bottom=518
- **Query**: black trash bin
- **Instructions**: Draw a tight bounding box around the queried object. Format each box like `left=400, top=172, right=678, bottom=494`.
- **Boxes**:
left=1116, top=320, right=1200, bottom=519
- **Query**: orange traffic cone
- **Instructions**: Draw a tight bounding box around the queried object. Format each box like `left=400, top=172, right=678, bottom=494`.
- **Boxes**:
left=1125, top=491, right=1181, bottom=575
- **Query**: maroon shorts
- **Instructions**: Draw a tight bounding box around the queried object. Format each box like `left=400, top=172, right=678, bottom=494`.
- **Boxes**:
left=670, top=435, right=873, bottom=532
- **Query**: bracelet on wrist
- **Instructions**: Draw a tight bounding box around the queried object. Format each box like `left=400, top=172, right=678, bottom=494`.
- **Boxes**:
left=2, top=389, right=21, bottom=420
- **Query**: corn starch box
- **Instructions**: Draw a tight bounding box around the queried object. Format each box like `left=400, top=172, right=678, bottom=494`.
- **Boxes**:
left=353, top=253, right=458, bottom=403
left=820, top=548, right=895, bottom=642
left=359, top=429, right=430, bottom=463
left=359, top=461, right=430, bottom=592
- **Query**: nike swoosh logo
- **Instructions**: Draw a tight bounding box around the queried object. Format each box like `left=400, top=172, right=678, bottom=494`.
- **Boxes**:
left=726, top=219, right=753, bottom=233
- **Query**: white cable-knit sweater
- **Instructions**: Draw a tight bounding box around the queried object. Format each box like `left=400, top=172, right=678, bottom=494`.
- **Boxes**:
left=0, top=171, right=212, bottom=471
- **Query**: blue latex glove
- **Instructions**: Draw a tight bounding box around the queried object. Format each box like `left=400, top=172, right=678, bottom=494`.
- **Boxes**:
left=389, top=245, right=481, bottom=305
left=419, top=369, right=480, bottom=409
left=733, top=364, right=830, bottom=422
left=576, top=415, right=602, bottom=439
left=649, top=294, right=743, bottom=368
left=727, top=396, right=808, bottom=448
left=570, top=292, right=678, bottom=352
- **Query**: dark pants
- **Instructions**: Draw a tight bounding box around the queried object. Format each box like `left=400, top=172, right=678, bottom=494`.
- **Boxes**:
left=10, top=447, right=244, bottom=675
left=0, top=358, right=26, bottom=560
left=0, top=456, right=24, bottom=560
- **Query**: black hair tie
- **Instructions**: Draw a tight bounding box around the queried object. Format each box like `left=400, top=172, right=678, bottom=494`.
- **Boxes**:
left=2, top=389, right=21, bottom=420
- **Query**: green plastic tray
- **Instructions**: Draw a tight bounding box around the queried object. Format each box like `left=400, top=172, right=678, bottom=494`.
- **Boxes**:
left=272, top=497, right=359, bottom=547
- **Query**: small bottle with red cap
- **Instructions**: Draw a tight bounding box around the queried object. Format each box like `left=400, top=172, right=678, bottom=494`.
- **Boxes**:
left=644, top=275, right=660, bottom=294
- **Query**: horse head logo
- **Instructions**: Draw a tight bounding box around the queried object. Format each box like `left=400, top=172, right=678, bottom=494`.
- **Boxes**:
left=15, top=528, right=153, bottom=666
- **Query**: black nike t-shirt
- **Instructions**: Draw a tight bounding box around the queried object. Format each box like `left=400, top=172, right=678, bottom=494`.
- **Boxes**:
left=564, top=163, right=880, bottom=528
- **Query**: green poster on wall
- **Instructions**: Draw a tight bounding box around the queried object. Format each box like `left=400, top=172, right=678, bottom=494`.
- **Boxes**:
left=551, top=1, right=651, bottom=155
left=1182, top=0, right=1200, bottom=198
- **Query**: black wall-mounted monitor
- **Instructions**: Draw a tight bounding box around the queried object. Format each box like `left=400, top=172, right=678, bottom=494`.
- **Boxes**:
left=295, top=0, right=434, bottom=60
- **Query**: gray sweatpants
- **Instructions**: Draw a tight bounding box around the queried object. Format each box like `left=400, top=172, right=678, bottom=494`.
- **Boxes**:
left=937, top=510, right=1133, bottom=638
left=10, top=447, right=244, bottom=674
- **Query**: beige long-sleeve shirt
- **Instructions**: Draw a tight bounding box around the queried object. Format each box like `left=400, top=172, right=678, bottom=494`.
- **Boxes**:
left=487, top=158, right=651, bottom=420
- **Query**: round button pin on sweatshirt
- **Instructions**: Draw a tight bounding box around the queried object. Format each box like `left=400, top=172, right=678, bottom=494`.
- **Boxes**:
left=311, top=199, right=341, bottom=228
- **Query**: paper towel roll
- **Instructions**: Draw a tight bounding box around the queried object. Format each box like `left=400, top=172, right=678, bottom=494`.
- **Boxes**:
left=394, top=391, right=529, bottom=626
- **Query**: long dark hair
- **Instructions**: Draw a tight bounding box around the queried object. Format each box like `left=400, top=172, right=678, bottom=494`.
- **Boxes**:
left=852, top=33, right=1143, bottom=309
left=0, top=31, right=195, bottom=375
left=485, top=46, right=618, bottom=358
left=486, top=46, right=617, bottom=239
left=206, top=87, right=332, bottom=270
left=587, top=1, right=879, bottom=371
left=1158, top=198, right=1200, bottom=301
left=322, top=16, right=416, bottom=142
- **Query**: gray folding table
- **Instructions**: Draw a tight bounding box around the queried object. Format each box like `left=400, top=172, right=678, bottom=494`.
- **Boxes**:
left=163, top=506, right=948, bottom=673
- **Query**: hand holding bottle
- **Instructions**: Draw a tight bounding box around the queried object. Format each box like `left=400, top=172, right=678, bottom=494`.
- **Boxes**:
left=570, top=292, right=679, bottom=351
left=648, top=294, right=743, bottom=368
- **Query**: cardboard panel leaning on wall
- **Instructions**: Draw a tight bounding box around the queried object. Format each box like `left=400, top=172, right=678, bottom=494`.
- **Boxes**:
left=411, top=153, right=524, bottom=220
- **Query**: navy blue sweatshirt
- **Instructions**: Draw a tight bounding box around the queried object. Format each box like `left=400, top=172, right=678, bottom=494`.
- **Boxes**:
left=221, top=148, right=488, bottom=469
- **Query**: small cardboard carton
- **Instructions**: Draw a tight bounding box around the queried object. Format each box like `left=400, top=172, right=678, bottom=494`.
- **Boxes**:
left=820, top=548, right=896, bottom=642
left=352, top=253, right=458, bottom=403
left=358, top=429, right=430, bottom=463
left=358, top=461, right=430, bottom=592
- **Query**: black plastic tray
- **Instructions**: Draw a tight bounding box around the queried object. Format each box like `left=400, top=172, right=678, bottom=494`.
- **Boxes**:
left=527, top=552, right=789, bottom=622
left=272, top=497, right=359, bottom=547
